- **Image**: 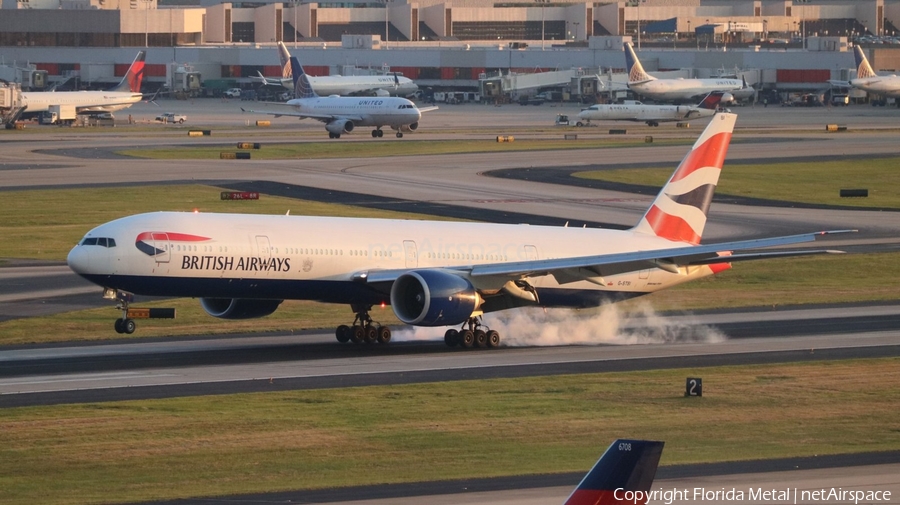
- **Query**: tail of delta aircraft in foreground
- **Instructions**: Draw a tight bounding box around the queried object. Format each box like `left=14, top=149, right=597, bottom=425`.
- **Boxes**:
left=563, top=439, right=665, bottom=505
left=109, top=51, right=146, bottom=93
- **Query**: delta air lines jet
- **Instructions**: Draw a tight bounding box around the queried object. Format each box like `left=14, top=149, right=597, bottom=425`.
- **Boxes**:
left=576, top=90, right=732, bottom=127
left=252, top=42, right=418, bottom=98
left=243, top=56, right=434, bottom=138
left=20, top=51, right=146, bottom=114
left=625, top=42, right=743, bottom=102
left=68, top=113, right=849, bottom=345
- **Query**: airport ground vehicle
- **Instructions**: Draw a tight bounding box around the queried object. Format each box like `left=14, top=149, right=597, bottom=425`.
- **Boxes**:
left=156, top=112, right=186, bottom=124
left=223, top=88, right=242, bottom=98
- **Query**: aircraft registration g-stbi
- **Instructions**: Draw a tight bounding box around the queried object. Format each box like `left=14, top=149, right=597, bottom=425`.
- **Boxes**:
left=624, top=42, right=743, bottom=102
left=252, top=41, right=419, bottom=98
left=68, top=113, right=851, bottom=346
left=20, top=51, right=146, bottom=114
left=242, top=56, right=436, bottom=139
left=576, top=90, right=732, bottom=127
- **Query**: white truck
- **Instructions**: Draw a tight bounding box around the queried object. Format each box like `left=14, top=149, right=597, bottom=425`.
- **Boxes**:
left=41, top=104, right=77, bottom=125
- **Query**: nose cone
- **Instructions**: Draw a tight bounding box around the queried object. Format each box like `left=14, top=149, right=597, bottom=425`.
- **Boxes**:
left=67, top=243, right=89, bottom=275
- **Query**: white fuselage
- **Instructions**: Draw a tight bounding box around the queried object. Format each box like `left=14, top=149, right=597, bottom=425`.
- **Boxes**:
left=577, top=102, right=711, bottom=123
left=289, top=96, right=422, bottom=127
left=67, top=212, right=716, bottom=308
left=629, top=78, right=742, bottom=102
left=277, top=75, right=418, bottom=97
left=849, top=75, right=900, bottom=98
left=20, top=90, right=143, bottom=113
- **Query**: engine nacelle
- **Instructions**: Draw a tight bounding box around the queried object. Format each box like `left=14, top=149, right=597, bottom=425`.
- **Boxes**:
left=390, top=270, right=480, bottom=326
left=325, top=119, right=354, bottom=135
left=200, top=298, right=283, bottom=319
left=393, top=121, right=419, bottom=133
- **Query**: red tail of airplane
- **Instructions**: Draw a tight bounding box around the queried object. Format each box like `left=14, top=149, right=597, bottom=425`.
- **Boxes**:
left=563, top=439, right=665, bottom=505
left=110, top=51, right=146, bottom=93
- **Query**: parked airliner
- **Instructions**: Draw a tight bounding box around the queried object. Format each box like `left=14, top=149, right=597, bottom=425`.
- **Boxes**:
left=252, top=41, right=418, bottom=97
left=563, top=439, right=664, bottom=505
left=20, top=51, right=146, bottom=114
left=624, top=42, right=743, bottom=102
left=576, top=91, right=732, bottom=127
left=243, top=56, right=435, bottom=138
left=848, top=45, right=900, bottom=99
left=68, top=112, right=849, bottom=346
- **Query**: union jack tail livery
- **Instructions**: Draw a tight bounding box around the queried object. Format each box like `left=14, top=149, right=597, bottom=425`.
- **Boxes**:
left=854, top=45, right=877, bottom=79
left=563, top=439, right=665, bottom=505
left=624, top=42, right=656, bottom=84
left=632, top=113, right=736, bottom=244
left=111, top=51, right=146, bottom=93
left=278, top=41, right=293, bottom=79
left=290, top=56, right=318, bottom=99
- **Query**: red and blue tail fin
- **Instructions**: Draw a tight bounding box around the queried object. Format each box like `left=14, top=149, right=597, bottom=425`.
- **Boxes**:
left=110, top=51, right=145, bottom=93
left=563, top=439, right=665, bottom=505
left=696, top=91, right=730, bottom=110
left=631, top=113, right=736, bottom=244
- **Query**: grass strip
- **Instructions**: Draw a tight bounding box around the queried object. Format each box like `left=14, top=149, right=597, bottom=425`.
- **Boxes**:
left=116, top=137, right=689, bottom=160
left=1, top=358, right=898, bottom=505
left=573, top=157, right=900, bottom=209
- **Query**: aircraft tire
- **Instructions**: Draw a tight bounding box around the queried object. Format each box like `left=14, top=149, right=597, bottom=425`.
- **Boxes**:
left=444, top=329, right=459, bottom=347
left=123, top=318, right=136, bottom=334
left=336, top=325, right=351, bottom=343
left=459, top=330, right=475, bottom=348
left=396, top=132, right=403, bottom=138
left=378, top=130, right=384, bottom=137
left=377, top=326, right=392, bottom=344
left=114, top=319, right=125, bottom=334
left=486, top=330, right=500, bottom=348
left=576, top=121, right=584, bottom=127
left=474, top=329, right=487, bottom=348
left=364, top=325, right=378, bottom=344
left=350, top=325, right=364, bottom=343
left=371, top=130, right=378, bottom=138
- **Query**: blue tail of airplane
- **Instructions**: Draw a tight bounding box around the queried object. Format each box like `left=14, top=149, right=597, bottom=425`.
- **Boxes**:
left=563, top=439, right=665, bottom=505
left=623, top=42, right=655, bottom=84
left=110, top=51, right=145, bottom=93
left=290, top=56, right=318, bottom=99
left=854, top=46, right=877, bottom=79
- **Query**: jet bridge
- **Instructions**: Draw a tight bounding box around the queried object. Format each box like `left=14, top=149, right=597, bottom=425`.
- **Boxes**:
left=479, top=68, right=580, bottom=101
left=1, top=82, right=26, bottom=128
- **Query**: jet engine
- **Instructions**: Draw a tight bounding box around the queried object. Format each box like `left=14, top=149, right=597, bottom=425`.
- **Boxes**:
left=390, top=270, right=481, bottom=326
left=325, top=119, right=354, bottom=135
left=200, top=298, right=283, bottom=319
left=393, top=122, right=418, bottom=133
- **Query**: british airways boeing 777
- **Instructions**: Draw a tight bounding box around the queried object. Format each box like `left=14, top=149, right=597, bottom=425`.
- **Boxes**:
left=68, top=113, right=848, bottom=345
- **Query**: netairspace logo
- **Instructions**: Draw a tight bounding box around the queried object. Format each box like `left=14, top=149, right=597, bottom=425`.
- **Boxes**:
left=615, top=487, right=892, bottom=504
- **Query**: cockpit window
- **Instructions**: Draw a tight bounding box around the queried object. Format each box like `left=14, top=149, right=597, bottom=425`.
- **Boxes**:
left=80, top=237, right=116, bottom=248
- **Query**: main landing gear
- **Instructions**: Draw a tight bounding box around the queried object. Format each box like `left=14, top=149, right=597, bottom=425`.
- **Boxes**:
left=328, top=132, right=341, bottom=139
left=371, top=129, right=384, bottom=138
left=335, top=304, right=392, bottom=344
left=443, top=317, right=500, bottom=349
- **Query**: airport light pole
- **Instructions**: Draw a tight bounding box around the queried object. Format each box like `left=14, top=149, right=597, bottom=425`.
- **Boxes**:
left=143, top=0, right=152, bottom=47
left=573, top=21, right=580, bottom=41
left=535, top=0, right=549, bottom=50
left=291, top=0, right=301, bottom=48
left=382, top=0, right=392, bottom=49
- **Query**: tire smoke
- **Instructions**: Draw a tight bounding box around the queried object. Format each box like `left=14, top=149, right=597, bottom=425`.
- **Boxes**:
left=391, top=301, right=726, bottom=346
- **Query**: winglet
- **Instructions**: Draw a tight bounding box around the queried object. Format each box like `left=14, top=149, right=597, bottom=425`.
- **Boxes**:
left=111, top=51, right=146, bottom=93
left=624, top=42, right=655, bottom=84
left=290, top=56, right=318, bottom=99
left=632, top=113, right=737, bottom=244
left=563, top=439, right=665, bottom=505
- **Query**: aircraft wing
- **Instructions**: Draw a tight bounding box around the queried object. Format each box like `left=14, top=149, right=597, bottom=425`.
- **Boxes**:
left=252, top=72, right=292, bottom=89
left=469, top=230, right=853, bottom=281
left=828, top=79, right=851, bottom=87
left=240, top=106, right=363, bottom=123
left=418, top=106, right=440, bottom=113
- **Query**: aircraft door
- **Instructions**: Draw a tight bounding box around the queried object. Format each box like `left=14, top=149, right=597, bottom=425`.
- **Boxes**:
left=524, top=245, right=538, bottom=261
left=151, top=232, right=170, bottom=264
left=256, top=235, right=272, bottom=276
left=403, top=240, right=418, bottom=268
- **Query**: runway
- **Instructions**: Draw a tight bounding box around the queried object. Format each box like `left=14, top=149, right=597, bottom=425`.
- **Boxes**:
left=2, top=100, right=899, bottom=504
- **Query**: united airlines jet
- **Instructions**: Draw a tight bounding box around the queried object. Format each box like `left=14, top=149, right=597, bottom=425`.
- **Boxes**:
left=848, top=45, right=900, bottom=99
left=68, top=113, right=848, bottom=345
left=252, top=42, right=418, bottom=98
left=20, top=52, right=146, bottom=114
left=625, top=42, right=743, bottom=102
left=243, top=56, right=435, bottom=138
